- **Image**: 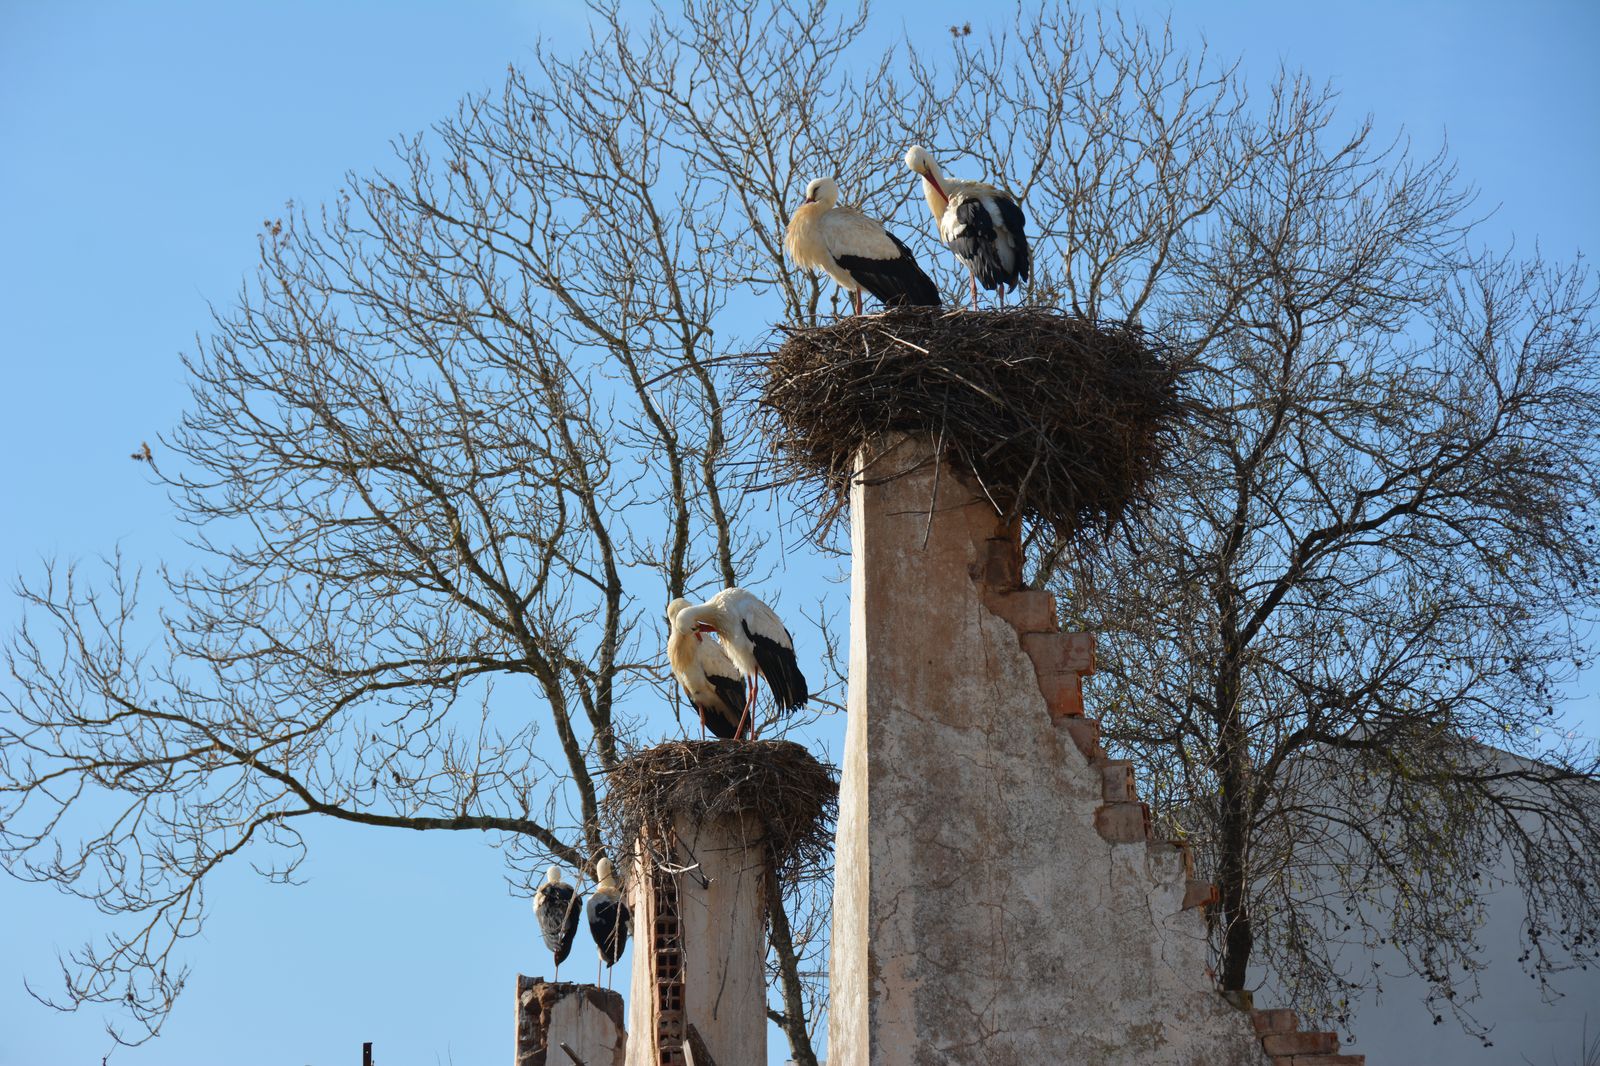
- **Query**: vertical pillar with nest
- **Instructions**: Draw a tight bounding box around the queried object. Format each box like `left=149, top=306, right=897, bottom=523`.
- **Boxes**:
left=605, top=741, right=836, bottom=1066
left=763, top=309, right=1272, bottom=1065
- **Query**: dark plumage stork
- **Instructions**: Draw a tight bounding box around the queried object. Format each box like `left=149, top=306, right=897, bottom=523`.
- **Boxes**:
left=666, top=597, right=749, bottom=739
left=785, top=177, right=941, bottom=314
left=532, top=865, right=583, bottom=981
left=585, top=858, right=631, bottom=989
left=672, top=587, right=808, bottom=739
left=905, top=145, right=1031, bottom=309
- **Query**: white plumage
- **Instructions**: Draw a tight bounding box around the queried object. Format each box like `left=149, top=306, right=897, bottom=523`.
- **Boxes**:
left=904, top=145, right=1031, bottom=308
left=785, top=177, right=941, bottom=314
left=672, top=587, right=809, bottom=738
left=665, top=597, right=749, bottom=739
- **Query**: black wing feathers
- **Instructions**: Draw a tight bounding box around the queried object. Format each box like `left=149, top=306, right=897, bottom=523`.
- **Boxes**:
left=700, top=676, right=747, bottom=739
left=950, top=196, right=1028, bottom=292
left=535, top=883, right=582, bottom=965
left=588, top=895, right=632, bottom=965
left=836, top=230, right=941, bottom=308
left=994, top=195, right=1030, bottom=284
left=744, top=620, right=809, bottom=711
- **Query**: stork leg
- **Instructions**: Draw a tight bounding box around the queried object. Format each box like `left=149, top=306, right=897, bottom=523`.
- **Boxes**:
left=697, top=708, right=706, bottom=742
left=852, top=288, right=863, bottom=317
left=750, top=673, right=763, bottom=739
left=970, top=273, right=980, bottom=310
left=998, top=284, right=1006, bottom=308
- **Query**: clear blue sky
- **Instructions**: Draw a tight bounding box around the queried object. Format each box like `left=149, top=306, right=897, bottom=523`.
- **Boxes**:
left=2, top=2, right=1596, bottom=1064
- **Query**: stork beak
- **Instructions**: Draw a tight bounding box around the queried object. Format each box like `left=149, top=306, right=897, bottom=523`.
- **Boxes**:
left=924, top=173, right=947, bottom=200
left=694, top=622, right=716, bottom=633
left=802, top=195, right=816, bottom=204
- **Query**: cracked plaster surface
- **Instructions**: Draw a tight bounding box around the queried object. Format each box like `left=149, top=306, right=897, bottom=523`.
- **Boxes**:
left=828, top=435, right=1268, bottom=1066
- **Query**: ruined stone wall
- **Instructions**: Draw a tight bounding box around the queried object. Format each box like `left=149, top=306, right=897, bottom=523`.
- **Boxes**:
left=827, top=433, right=1272, bottom=1066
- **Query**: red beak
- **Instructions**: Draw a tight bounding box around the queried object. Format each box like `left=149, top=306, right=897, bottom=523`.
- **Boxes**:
left=922, top=173, right=947, bottom=201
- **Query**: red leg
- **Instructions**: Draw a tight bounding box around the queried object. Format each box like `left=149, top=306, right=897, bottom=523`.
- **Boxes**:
left=853, top=288, right=863, bottom=316
left=970, top=274, right=979, bottom=310
left=750, top=673, right=762, bottom=739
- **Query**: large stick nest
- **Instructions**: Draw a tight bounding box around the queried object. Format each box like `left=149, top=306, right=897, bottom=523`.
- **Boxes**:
left=602, top=740, right=837, bottom=879
left=760, top=308, right=1183, bottom=543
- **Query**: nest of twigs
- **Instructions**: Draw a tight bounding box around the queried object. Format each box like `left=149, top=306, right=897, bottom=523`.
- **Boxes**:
left=760, top=307, right=1182, bottom=543
left=602, top=740, right=837, bottom=879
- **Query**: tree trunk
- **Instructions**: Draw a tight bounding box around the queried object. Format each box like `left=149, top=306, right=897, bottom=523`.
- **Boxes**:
left=766, top=865, right=820, bottom=1066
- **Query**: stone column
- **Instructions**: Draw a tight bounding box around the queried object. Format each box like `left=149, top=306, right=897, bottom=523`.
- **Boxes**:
left=515, top=976, right=626, bottom=1066
left=827, top=434, right=1267, bottom=1065
left=626, top=812, right=767, bottom=1066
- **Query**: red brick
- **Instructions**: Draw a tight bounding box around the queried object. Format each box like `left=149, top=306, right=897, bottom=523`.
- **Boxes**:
left=1020, top=631, right=1096, bottom=675
left=1280, top=1057, right=1363, bottom=1066
left=983, top=589, right=1057, bottom=633
left=1038, top=669, right=1086, bottom=719
left=1060, top=716, right=1101, bottom=760
left=1182, top=879, right=1219, bottom=910
left=1099, top=759, right=1138, bottom=801
left=980, top=536, right=1021, bottom=590
left=1163, top=839, right=1196, bottom=877
left=1251, top=1009, right=1299, bottom=1034
left=1262, top=1032, right=1337, bottom=1056
left=1094, top=801, right=1150, bottom=843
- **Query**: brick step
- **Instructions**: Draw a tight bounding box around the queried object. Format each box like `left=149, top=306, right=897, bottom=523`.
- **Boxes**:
left=1061, top=716, right=1101, bottom=761
left=1094, top=801, right=1151, bottom=844
left=1251, top=1009, right=1299, bottom=1034
left=1098, top=758, right=1138, bottom=802
left=1270, top=1056, right=1363, bottom=1065
left=1262, top=1031, right=1337, bottom=1056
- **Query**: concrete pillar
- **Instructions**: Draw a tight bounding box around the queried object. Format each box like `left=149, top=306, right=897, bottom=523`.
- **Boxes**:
left=515, top=976, right=626, bottom=1066
left=626, top=812, right=767, bottom=1066
left=828, top=433, right=1268, bottom=1065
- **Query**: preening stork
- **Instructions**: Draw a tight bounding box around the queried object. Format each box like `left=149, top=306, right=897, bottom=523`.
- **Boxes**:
left=785, top=177, right=941, bottom=314
left=666, top=597, right=749, bottom=739
left=904, top=145, right=1031, bottom=308
left=532, top=865, right=583, bottom=981
left=672, top=587, right=808, bottom=739
left=585, top=858, right=631, bottom=988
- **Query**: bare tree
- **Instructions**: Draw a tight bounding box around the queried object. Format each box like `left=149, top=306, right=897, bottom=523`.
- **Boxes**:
left=5, top=1, right=1597, bottom=1057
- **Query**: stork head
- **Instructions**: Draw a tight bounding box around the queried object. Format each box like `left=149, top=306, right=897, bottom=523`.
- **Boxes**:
left=905, top=144, right=946, bottom=198
left=666, top=597, right=691, bottom=624
left=596, top=857, right=616, bottom=884
left=545, top=865, right=564, bottom=886
left=801, top=177, right=840, bottom=209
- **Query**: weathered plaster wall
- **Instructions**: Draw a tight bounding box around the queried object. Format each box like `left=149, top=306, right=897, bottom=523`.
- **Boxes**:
left=827, top=434, right=1270, bottom=1066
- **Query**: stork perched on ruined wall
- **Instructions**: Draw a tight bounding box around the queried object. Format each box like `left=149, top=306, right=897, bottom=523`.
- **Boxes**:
left=666, top=597, right=749, bottom=739
left=586, top=858, right=631, bottom=989
left=905, top=145, right=1030, bottom=308
left=532, top=866, right=583, bottom=981
left=785, top=177, right=941, bottom=314
left=671, top=587, right=808, bottom=738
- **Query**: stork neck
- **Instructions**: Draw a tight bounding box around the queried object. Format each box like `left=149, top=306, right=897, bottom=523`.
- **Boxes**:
left=921, top=175, right=949, bottom=221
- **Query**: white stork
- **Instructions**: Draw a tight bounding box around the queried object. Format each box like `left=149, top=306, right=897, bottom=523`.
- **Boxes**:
left=904, top=145, right=1031, bottom=309
left=666, top=597, right=749, bottom=740
left=672, top=587, right=808, bottom=739
left=785, top=177, right=941, bottom=314
left=585, top=857, right=631, bottom=988
left=532, top=865, right=583, bottom=982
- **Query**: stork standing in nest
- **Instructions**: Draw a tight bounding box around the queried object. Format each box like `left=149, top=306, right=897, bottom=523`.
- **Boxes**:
left=785, top=177, right=941, bottom=314
left=905, top=145, right=1030, bottom=308
left=671, top=588, right=808, bottom=739
left=666, top=597, right=749, bottom=739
